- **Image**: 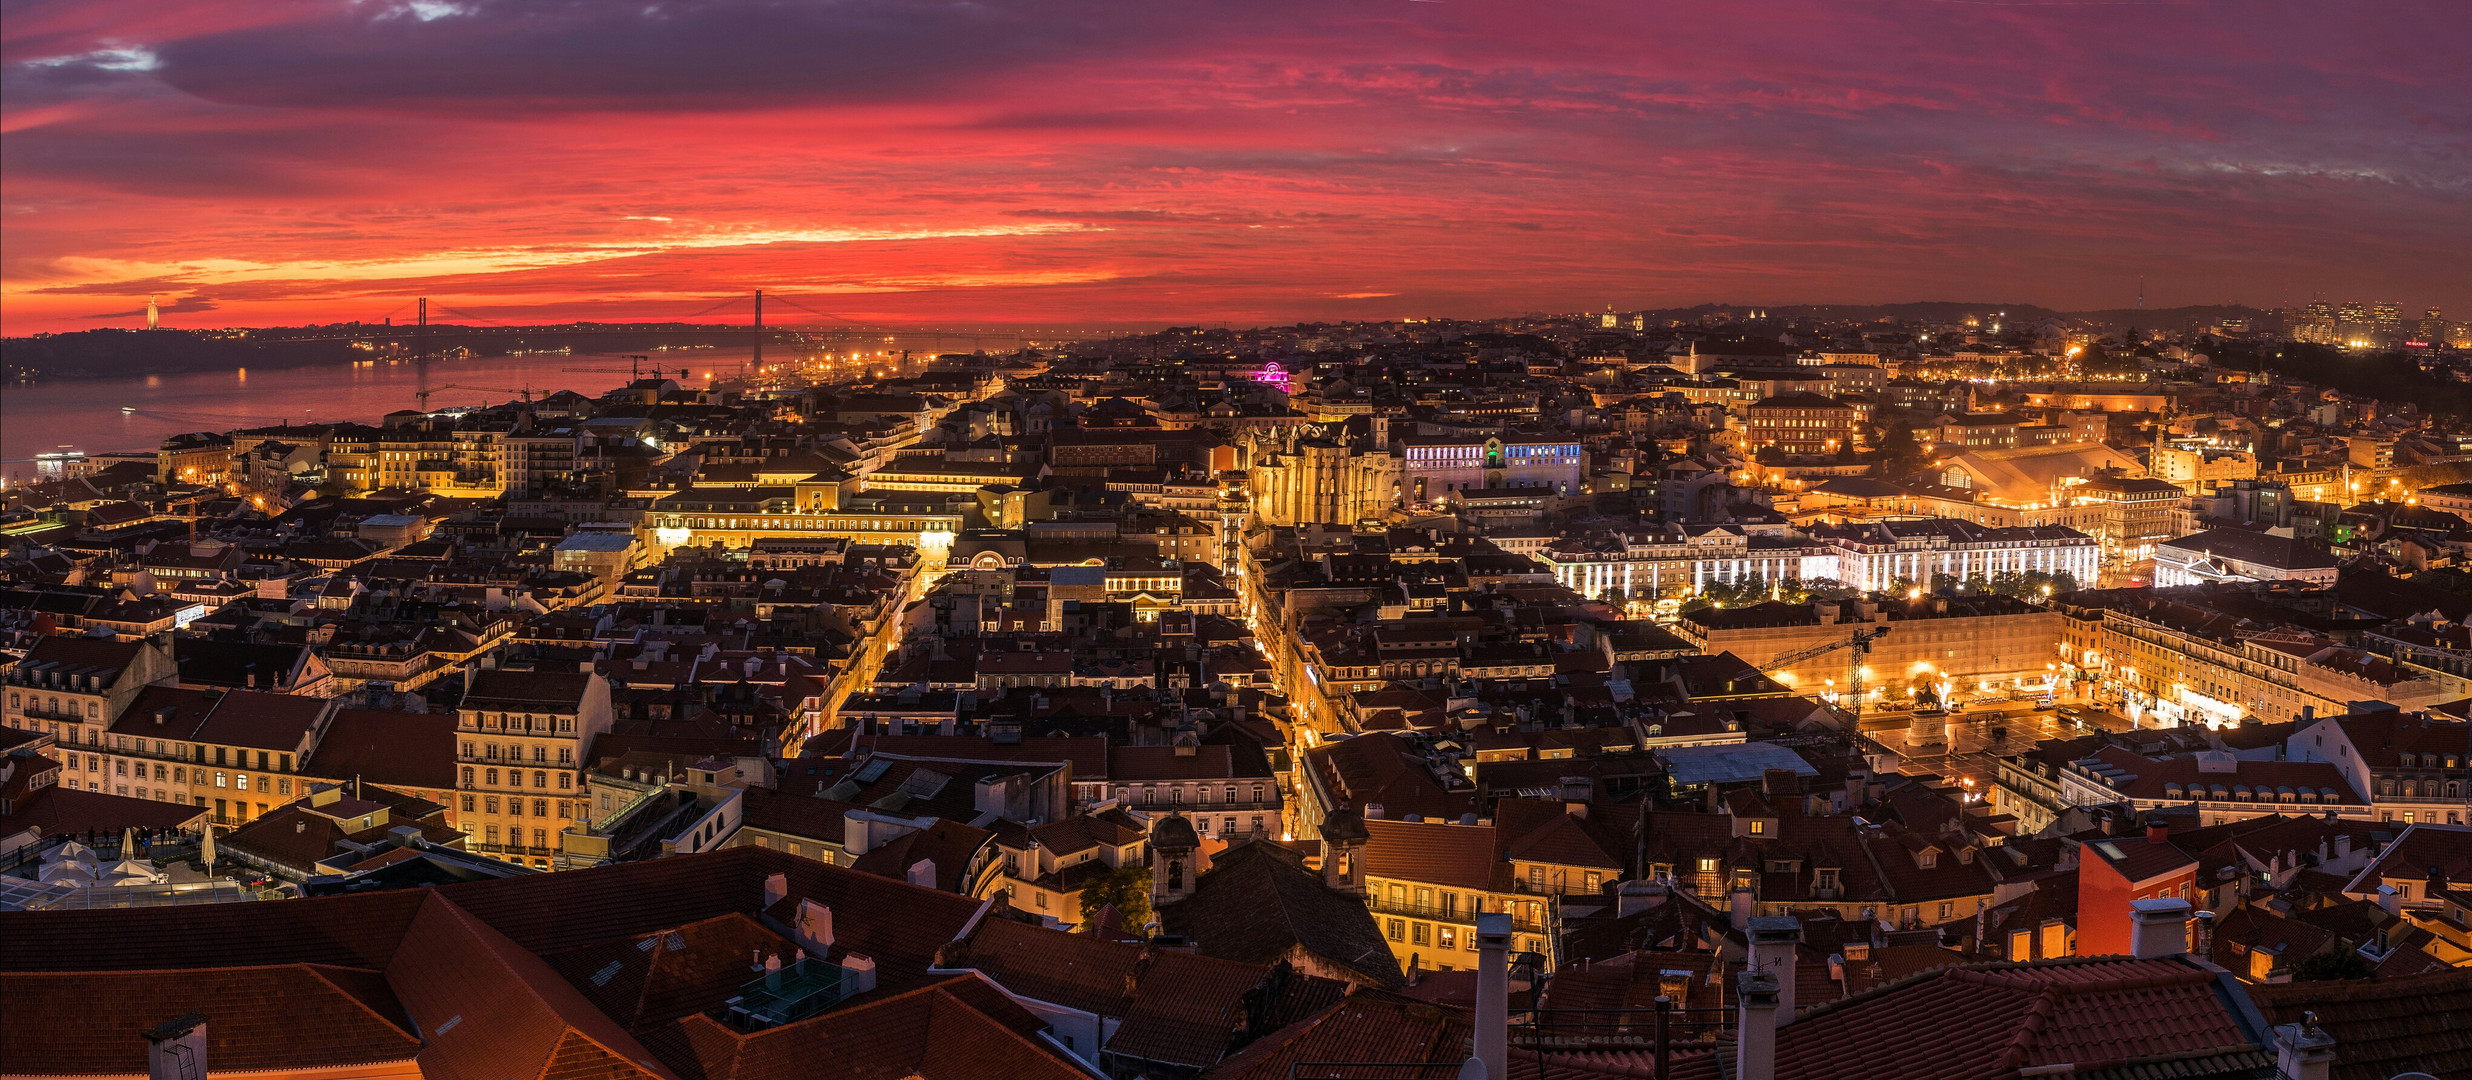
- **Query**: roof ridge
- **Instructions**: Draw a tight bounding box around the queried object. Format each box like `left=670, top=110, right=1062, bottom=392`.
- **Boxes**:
left=1991, top=986, right=2061, bottom=1074
left=286, top=962, right=428, bottom=1058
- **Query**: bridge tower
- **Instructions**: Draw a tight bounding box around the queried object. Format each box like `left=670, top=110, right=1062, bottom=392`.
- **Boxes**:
left=415, top=297, right=430, bottom=403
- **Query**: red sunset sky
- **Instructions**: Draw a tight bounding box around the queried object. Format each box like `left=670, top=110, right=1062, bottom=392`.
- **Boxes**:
left=2, top=0, right=2464, bottom=334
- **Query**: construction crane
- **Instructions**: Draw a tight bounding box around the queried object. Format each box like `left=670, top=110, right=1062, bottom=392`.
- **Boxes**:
left=561, top=355, right=691, bottom=380
left=1759, top=625, right=1891, bottom=728
left=416, top=383, right=537, bottom=411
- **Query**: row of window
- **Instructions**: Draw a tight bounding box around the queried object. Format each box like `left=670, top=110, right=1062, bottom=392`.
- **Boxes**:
left=68, top=752, right=288, bottom=796
left=459, top=794, right=571, bottom=819
left=89, top=780, right=263, bottom=823
left=482, top=825, right=553, bottom=850
left=460, top=766, right=573, bottom=790
left=463, top=713, right=575, bottom=734
left=1110, top=782, right=1273, bottom=807
left=461, top=741, right=573, bottom=764
left=1382, top=918, right=1547, bottom=958
left=9, top=694, right=98, bottom=718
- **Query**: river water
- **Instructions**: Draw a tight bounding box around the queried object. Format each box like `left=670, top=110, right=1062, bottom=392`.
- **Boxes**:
left=0, top=344, right=949, bottom=483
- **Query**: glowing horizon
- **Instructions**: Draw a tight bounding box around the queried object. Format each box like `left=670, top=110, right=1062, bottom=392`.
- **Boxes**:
left=4, top=0, right=2464, bottom=336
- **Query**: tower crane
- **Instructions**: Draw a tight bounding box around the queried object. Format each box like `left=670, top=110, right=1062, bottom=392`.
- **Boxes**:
left=416, top=384, right=537, bottom=411
left=1758, top=625, right=1891, bottom=728
left=561, top=355, right=691, bottom=380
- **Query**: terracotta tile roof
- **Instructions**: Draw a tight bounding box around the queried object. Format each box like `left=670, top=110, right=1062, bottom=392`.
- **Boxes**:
left=2080, top=833, right=2200, bottom=886
left=0, top=784, right=209, bottom=840
left=838, top=734, right=1110, bottom=780
left=0, top=887, right=430, bottom=973
left=440, top=848, right=986, bottom=997
left=2249, top=968, right=2472, bottom=1080
left=849, top=817, right=994, bottom=892
left=1497, top=798, right=1631, bottom=872
left=1506, top=1049, right=1716, bottom=1080
left=221, top=802, right=377, bottom=873
left=2368, top=940, right=2452, bottom=978
left=1304, top=733, right=1478, bottom=824
left=107, top=684, right=222, bottom=739
left=465, top=669, right=597, bottom=709
left=190, top=689, right=332, bottom=751
left=1541, top=950, right=1735, bottom=1038
left=14, top=635, right=147, bottom=685
left=306, top=708, right=460, bottom=790
left=945, top=915, right=1146, bottom=1015
left=540, top=913, right=800, bottom=1033
left=1159, top=840, right=1403, bottom=989
left=1198, top=989, right=1474, bottom=1080
left=0, top=962, right=422, bottom=1075
left=648, top=973, right=1082, bottom=1080
left=174, top=639, right=313, bottom=691
left=2342, top=822, right=2472, bottom=896
left=2076, top=745, right=2363, bottom=807
left=946, top=912, right=1350, bottom=1070
left=385, top=892, right=673, bottom=1080
left=1109, top=950, right=1307, bottom=1069
left=1768, top=956, right=2263, bottom=1080
left=736, top=780, right=865, bottom=840
left=2206, top=905, right=2333, bottom=977
left=1113, top=744, right=1256, bottom=782
left=1363, top=817, right=1504, bottom=892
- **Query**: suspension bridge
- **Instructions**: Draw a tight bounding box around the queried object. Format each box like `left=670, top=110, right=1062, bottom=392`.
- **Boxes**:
left=278, top=291, right=1113, bottom=359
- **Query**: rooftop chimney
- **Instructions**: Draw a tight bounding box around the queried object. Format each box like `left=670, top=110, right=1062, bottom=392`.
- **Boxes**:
left=1735, top=970, right=1780, bottom=1080
left=763, top=871, right=788, bottom=910
left=2146, top=819, right=2170, bottom=845
left=1746, top=916, right=1801, bottom=1025
left=794, top=899, right=833, bottom=953
left=2129, top=897, right=2193, bottom=959
left=144, top=1014, right=207, bottom=1080
left=2273, top=1013, right=2336, bottom=1080
left=1730, top=885, right=1755, bottom=932
left=1615, top=880, right=1669, bottom=918
left=840, top=952, right=878, bottom=994
left=1474, top=912, right=1512, bottom=1080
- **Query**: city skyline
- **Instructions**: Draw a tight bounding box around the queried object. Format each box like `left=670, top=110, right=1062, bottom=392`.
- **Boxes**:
left=5, top=0, right=2467, bottom=335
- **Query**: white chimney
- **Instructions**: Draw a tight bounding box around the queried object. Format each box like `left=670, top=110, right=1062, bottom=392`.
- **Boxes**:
left=1736, top=970, right=1780, bottom=1080
left=2273, top=1014, right=2336, bottom=1080
left=1615, top=880, right=1668, bottom=918
left=2376, top=884, right=2400, bottom=916
left=840, top=952, right=878, bottom=994
left=2128, top=897, right=2193, bottom=959
left=763, top=871, right=788, bottom=910
left=1730, top=885, right=1755, bottom=931
left=145, top=1014, right=207, bottom=1080
left=1474, top=912, right=1512, bottom=1080
left=1746, top=916, right=1801, bottom=1025
left=907, top=858, right=938, bottom=889
left=795, top=899, right=834, bottom=953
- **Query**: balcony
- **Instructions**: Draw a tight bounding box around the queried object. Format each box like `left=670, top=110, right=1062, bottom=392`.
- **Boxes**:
left=473, top=843, right=560, bottom=859
left=1367, top=896, right=1545, bottom=933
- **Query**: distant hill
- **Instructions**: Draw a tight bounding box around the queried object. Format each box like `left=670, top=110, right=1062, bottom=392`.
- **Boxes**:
left=1, top=323, right=786, bottom=382
left=1621, top=301, right=2268, bottom=329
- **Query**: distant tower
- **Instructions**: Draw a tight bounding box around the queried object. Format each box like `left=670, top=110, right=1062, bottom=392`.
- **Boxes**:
left=144, top=295, right=159, bottom=330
